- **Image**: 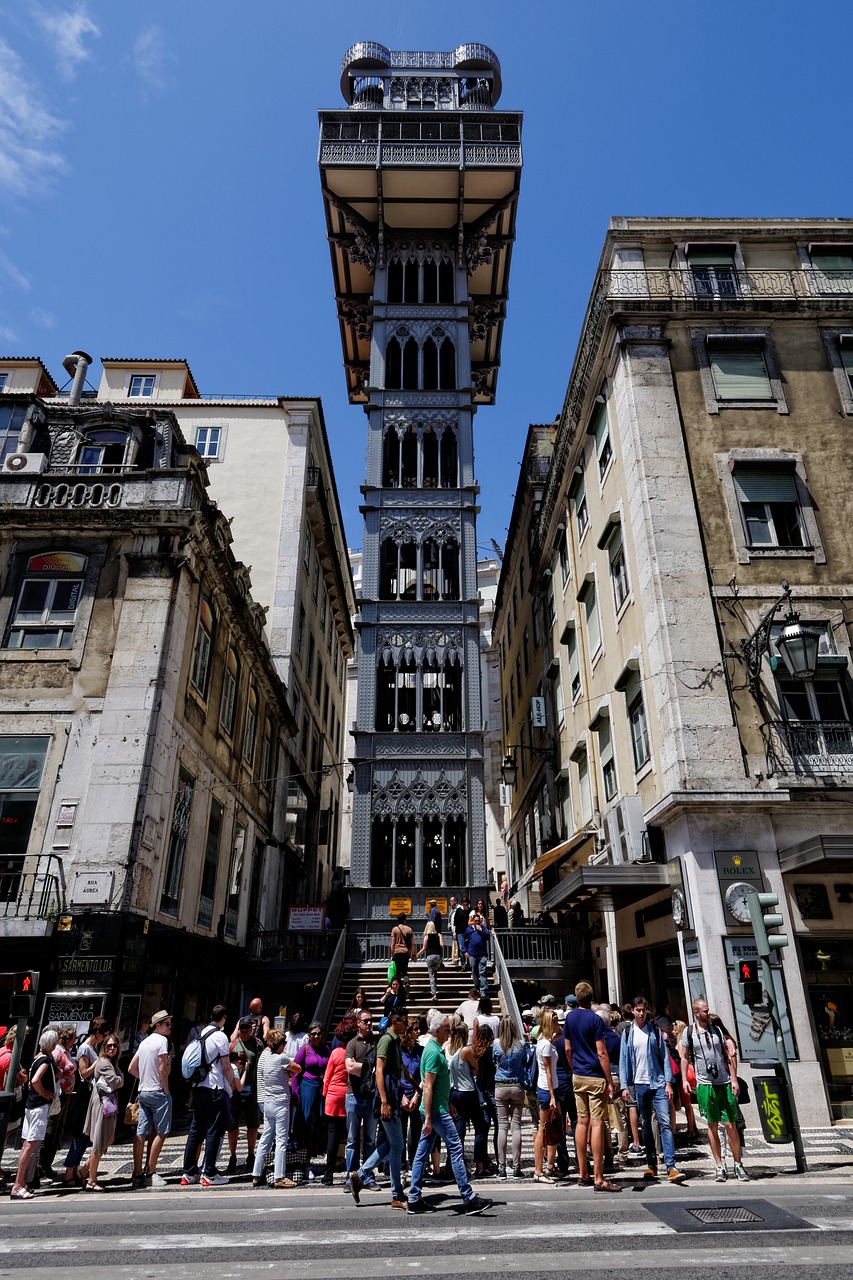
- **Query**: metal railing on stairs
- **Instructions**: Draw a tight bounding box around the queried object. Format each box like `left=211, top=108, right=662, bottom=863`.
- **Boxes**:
left=310, top=928, right=347, bottom=1033
left=491, top=930, right=525, bottom=1036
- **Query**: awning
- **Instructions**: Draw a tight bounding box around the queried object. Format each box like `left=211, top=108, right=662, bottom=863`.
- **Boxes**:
left=533, top=831, right=595, bottom=877
left=778, top=833, right=853, bottom=874
left=542, top=862, right=669, bottom=913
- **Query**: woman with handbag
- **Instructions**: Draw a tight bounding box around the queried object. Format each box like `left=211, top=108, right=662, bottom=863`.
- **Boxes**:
left=10, top=1029, right=58, bottom=1200
left=533, top=1009, right=561, bottom=1183
left=79, top=1034, right=124, bottom=1191
left=60, top=1016, right=108, bottom=1188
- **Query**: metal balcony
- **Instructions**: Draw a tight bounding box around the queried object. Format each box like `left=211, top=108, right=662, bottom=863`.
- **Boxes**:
left=0, top=854, right=64, bottom=927
left=492, top=927, right=583, bottom=965
left=762, top=719, right=853, bottom=776
left=247, top=928, right=343, bottom=964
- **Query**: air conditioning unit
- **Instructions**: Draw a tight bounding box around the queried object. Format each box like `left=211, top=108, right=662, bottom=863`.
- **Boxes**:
left=605, top=794, right=648, bottom=864
left=3, top=452, right=47, bottom=475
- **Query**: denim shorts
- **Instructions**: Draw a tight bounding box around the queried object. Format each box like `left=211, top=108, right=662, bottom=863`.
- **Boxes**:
left=536, top=1087, right=555, bottom=1110
left=137, top=1089, right=173, bottom=1137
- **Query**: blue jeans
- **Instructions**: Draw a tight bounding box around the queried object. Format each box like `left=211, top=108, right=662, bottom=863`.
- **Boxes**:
left=409, top=1110, right=473, bottom=1205
left=635, top=1082, right=675, bottom=1172
left=252, top=1095, right=290, bottom=1182
left=359, top=1113, right=404, bottom=1200
left=469, top=953, right=487, bottom=994
left=183, top=1086, right=228, bottom=1177
left=456, top=933, right=467, bottom=963
left=345, top=1093, right=376, bottom=1174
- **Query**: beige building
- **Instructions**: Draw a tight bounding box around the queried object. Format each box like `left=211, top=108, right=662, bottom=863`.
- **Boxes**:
left=91, top=358, right=357, bottom=905
left=496, top=219, right=853, bottom=1126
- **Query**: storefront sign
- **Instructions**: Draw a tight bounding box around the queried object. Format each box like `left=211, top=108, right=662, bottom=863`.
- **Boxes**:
left=40, top=991, right=106, bottom=1047
left=530, top=697, right=546, bottom=728
left=714, top=850, right=763, bottom=917
left=70, top=871, right=113, bottom=906
left=389, top=897, right=412, bottom=916
left=56, top=955, right=115, bottom=988
left=287, top=905, right=326, bottom=932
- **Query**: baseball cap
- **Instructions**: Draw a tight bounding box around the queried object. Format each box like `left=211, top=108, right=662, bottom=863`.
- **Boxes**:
left=540, top=994, right=557, bottom=1007
left=564, top=994, right=578, bottom=1007
left=238, top=1015, right=255, bottom=1029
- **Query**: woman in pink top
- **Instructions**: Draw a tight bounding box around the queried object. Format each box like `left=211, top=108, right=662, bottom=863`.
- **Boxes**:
left=322, top=1018, right=354, bottom=1187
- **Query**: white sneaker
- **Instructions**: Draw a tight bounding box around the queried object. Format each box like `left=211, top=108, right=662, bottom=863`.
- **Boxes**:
left=200, top=1173, right=229, bottom=1187
left=180, top=1173, right=198, bottom=1186
left=146, top=1172, right=168, bottom=1189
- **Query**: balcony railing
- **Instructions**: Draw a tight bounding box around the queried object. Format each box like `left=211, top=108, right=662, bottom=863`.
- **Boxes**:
left=493, top=927, right=583, bottom=965
left=0, top=855, right=64, bottom=921
left=247, top=928, right=343, bottom=963
left=762, top=720, right=853, bottom=776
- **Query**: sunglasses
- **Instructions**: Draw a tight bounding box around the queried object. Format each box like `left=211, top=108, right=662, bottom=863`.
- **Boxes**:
left=104, top=1044, right=120, bottom=1051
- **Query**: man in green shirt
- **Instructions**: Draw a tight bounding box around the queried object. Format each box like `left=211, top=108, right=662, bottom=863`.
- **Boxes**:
left=406, top=1012, right=492, bottom=1216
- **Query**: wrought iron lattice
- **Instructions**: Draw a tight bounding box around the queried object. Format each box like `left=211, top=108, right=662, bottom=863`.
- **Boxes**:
left=762, top=719, right=853, bottom=776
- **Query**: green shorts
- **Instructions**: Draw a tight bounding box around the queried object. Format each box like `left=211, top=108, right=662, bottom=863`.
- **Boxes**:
left=696, top=1083, right=738, bottom=1125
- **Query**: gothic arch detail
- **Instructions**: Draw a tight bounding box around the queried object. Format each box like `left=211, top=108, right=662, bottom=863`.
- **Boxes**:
left=372, top=768, right=467, bottom=818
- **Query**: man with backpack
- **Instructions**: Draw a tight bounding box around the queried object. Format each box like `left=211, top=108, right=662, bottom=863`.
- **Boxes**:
left=451, top=897, right=470, bottom=968
left=389, top=913, right=415, bottom=989
left=679, top=997, right=750, bottom=1183
left=618, top=997, right=686, bottom=1184
left=349, top=1008, right=408, bottom=1209
left=343, top=1010, right=378, bottom=1193
left=180, top=1005, right=243, bottom=1187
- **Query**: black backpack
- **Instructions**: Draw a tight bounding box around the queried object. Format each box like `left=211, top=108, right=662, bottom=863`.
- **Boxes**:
left=359, top=1046, right=377, bottom=1097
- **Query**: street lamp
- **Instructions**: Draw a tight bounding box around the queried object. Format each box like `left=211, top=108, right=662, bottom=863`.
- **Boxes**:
left=500, top=743, right=554, bottom=789
left=739, top=580, right=821, bottom=694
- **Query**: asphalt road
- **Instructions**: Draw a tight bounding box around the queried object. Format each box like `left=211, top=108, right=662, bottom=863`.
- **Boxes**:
left=2, top=1178, right=853, bottom=1279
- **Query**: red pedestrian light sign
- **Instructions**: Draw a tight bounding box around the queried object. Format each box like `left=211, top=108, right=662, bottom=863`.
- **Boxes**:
left=739, top=959, right=758, bottom=983
left=21, top=975, right=31, bottom=993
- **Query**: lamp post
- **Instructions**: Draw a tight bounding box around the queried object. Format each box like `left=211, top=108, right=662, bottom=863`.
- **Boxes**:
left=739, top=580, right=821, bottom=694
left=500, top=743, right=554, bottom=789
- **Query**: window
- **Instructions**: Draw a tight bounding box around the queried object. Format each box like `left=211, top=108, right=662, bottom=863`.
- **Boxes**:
left=319, top=584, right=327, bottom=629
left=775, top=674, right=853, bottom=765
left=0, top=373, right=7, bottom=394
left=693, top=330, right=787, bottom=414
left=572, top=473, right=589, bottom=539
left=515, top=654, right=522, bottom=698
left=512, top=588, right=519, bottom=626
left=195, top=427, right=223, bottom=459
left=604, top=524, right=630, bottom=612
left=242, top=687, right=258, bottom=765
left=522, top=626, right=530, bottom=676
left=260, top=717, right=274, bottom=788
left=687, top=246, right=739, bottom=299
left=565, top=625, right=581, bottom=704
left=311, top=557, right=320, bottom=603
left=519, top=556, right=526, bottom=597
left=0, top=735, right=49, bottom=858
left=296, top=604, right=306, bottom=658
left=504, top=694, right=509, bottom=734
left=219, top=647, right=239, bottom=735
left=628, top=689, right=650, bottom=771
left=190, top=598, right=215, bottom=697
left=576, top=748, right=592, bottom=824
left=128, top=374, right=156, bottom=397
left=303, top=527, right=312, bottom=571
left=558, top=529, right=569, bottom=586
left=597, top=716, right=617, bottom=802
left=589, top=402, right=612, bottom=481
left=734, top=468, right=807, bottom=549
left=225, top=823, right=246, bottom=938
left=821, top=329, right=853, bottom=416
left=197, top=797, right=224, bottom=928
left=510, top=674, right=516, bottom=717
left=809, top=245, right=853, bottom=295
left=77, top=430, right=129, bottom=474
left=0, top=401, right=27, bottom=464
left=160, top=767, right=195, bottom=915
left=4, top=551, right=87, bottom=650
left=306, top=635, right=315, bottom=683
left=550, top=658, right=565, bottom=725
left=579, top=578, right=601, bottom=658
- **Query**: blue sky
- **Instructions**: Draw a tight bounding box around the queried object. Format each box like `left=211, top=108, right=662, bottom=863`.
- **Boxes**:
left=1, top=1, right=852, bottom=556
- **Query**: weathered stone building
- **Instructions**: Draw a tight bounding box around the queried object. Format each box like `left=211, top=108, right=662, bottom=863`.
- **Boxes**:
left=496, top=219, right=853, bottom=1125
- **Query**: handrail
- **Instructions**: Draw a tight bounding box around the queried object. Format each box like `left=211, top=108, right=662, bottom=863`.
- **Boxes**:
left=247, top=928, right=342, bottom=963
left=491, top=930, right=525, bottom=1039
left=0, top=854, right=64, bottom=920
left=493, top=927, right=582, bottom=963
left=311, top=928, right=348, bottom=1033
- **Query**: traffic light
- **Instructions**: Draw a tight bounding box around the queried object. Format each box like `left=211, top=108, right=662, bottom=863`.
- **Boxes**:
left=738, top=958, right=763, bottom=1007
left=10, top=971, right=38, bottom=1018
left=748, top=892, right=789, bottom=958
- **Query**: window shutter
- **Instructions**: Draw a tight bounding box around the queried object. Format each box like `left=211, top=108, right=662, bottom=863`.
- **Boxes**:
left=733, top=469, right=798, bottom=503
left=710, top=348, right=772, bottom=399
left=688, top=251, right=736, bottom=266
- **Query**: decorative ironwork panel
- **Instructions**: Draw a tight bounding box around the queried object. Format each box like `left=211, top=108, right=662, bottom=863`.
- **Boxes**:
left=762, top=719, right=853, bottom=776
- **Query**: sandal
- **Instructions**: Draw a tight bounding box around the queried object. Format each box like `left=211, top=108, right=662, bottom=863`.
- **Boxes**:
left=576, top=1177, right=592, bottom=1187
left=593, top=1180, right=622, bottom=1193
left=274, top=1178, right=296, bottom=1189
left=10, top=1188, right=35, bottom=1200
left=85, top=1181, right=104, bottom=1192
left=532, top=1173, right=555, bottom=1184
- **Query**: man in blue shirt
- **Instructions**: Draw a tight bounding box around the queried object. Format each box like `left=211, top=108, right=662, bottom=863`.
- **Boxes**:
left=463, top=913, right=490, bottom=997
left=619, top=996, right=686, bottom=1184
left=563, top=981, right=620, bottom=1192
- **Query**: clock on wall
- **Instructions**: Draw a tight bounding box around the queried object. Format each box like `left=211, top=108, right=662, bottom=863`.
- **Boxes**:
left=724, top=881, right=755, bottom=924
left=671, top=888, right=687, bottom=930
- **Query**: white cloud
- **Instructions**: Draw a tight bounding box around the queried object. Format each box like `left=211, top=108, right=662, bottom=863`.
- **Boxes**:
left=33, top=4, right=100, bottom=81
left=29, top=304, right=56, bottom=329
left=0, top=249, right=32, bottom=294
left=0, top=324, right=18, bottom=344
left=133, top=24, right=176, bottom=97
left=0, top=38, right=67, bottom=198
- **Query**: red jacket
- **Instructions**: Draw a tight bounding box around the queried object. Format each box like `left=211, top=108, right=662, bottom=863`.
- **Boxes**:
left=322, top=1047, right=349, bottom=1117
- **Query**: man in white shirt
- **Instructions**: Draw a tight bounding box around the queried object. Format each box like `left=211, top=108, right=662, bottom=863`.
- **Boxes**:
left=180, top=1005, right=242, bottom=1187
left=128, top=1010, right=173, bottom=1189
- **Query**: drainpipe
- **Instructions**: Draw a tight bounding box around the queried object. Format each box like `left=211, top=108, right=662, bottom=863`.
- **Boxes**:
left=62, top=350, right=93, bottom=405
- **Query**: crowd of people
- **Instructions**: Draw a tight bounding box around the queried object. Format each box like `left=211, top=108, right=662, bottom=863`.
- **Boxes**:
left=1, top=973, right=750, bottom=1205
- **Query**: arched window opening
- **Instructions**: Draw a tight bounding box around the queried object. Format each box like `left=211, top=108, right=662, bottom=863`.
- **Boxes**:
left=422, top=259, right=438, bottom=304
left=387, top=259, right=404, bottom=304
left=399, top=542, right=417, bottom=598
left=396, top=660, right=417, bottom=731
left=444, top=659, right=462, bottom=731
left=403, top=262, right=419, bottom=305
left=400, top=428, right=418, bottom=487
left=439, top=337, right=456, bottom=389
left=422, top=539, right=440, bottom=599
left=376, top=662, right=396, bottom=731
left=395, top=818, right=416, bottom=885
left=438, top=259, right=455, bottom=303
left=445, top=817, right=466, bottom=887
left=442, top=539, right=461, bottom=600
left=422, top=428, right=439, bottom=487
left=77, top=429, right=129, bottom=475
left=423, top=817, right=443, bottom=886
left=385, top=337, right=402, bottom=390
left=379, top=538, right=398, bottom=599
left=440, top=429, right=458, bottom=487
left=422, top=338, right=439, bottom=391
left=422, top=653, right=441, bottom=730
left=371, top=818, right=393, bottom=886
left=382, top=429, right=401, bottom=487
left=401, top=338, right=419, bottom=390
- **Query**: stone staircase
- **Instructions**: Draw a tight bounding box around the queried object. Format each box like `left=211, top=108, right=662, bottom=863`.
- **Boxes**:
left=330, top=959, right=488, bottom=1030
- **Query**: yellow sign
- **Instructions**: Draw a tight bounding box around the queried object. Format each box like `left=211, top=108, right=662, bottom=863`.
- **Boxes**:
left=426, top=897, right=448, bottom=915
left=389, top=897, right=412, bottom=916
left=56, top=916, right=73, bottom=932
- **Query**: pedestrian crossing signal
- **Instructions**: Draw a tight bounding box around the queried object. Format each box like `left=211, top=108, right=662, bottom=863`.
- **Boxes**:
left=737, top=959, right=763, bottom=1008
left=10, top=970, right=38, bottom=1018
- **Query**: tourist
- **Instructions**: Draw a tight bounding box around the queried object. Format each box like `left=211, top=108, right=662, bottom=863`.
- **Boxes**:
left=251, top=1028, right=301, bottom=1189
left=416, top=921, right=444, bottom=999
left=128, top=1010, right=173, bottom=1189
left=564, top=982, right=620, bottom=1193
left=181, top=1005, right=243, bottom=1187
left=293, top=1023, right=330, bottom=1178
left=226, top=1016, right=264, bottom=1175
left=10, top=1028, right=57, bottom=1200
left=80, top=1032, right=124, bottom=1191
left=493, top=1014, right=527, bottom=1180
left=61, top=1016, right=107, bottom=1188
left=321, top=1018, right=354, bottom=1186
left=349, top=1008, right=408, bottom=1209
